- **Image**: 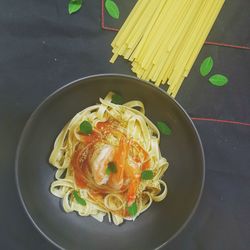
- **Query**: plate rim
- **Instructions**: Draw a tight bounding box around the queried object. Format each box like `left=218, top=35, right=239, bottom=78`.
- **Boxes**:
left=15, top=73, right=205, bottom=250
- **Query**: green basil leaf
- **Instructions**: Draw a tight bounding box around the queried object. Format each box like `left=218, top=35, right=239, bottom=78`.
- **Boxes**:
left=106, top=167, right=111, bottom=175
left=156, top=121, right=172, bottom=136
left=200, top=56, right=214, bottom=77
left=141, top=170, right=154, bottom=180
left=106, top=162, right=117, bottom=175
left=109, top=162, right=117, bottom=172
left=73, top=191, right=86, bottom=206
left=68, top=0, right=83, bottom=15
left=209, top=74, right=229, bottom=86
left=111, top=93, right=123, bottom=104
left=105, top=0, right=120, bottom=19
left=128, top=202, right=137, bottom=217
left=80, top=120, right=92, bottom=134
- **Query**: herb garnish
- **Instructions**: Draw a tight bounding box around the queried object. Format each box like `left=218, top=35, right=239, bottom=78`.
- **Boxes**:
left=111, top=93, right=124, bottom=105
left=80, top=120, right=92, bottom=135
left=209, top=74, right=229, bottom=86
left=128, top=202, right=137, bottom=217
left=156, top=121, right=172, bottom=136
left=200, top=56, right=214, bottom=77
left=73, top=191, right=86, bottom=206
left=106, top=162, right=117, bottom=175
left=68, top=0, right=83, bottom=15
left=141, top=170, right=154, bottom=180
left=105, top=0, right=120, bottom=19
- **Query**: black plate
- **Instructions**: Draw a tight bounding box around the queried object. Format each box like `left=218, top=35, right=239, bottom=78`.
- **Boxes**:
left=16, top=74, right=205, bottom=250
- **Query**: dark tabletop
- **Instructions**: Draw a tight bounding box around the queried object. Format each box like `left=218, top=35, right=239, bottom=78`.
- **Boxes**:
left=0, top=0, right=249, bottom=249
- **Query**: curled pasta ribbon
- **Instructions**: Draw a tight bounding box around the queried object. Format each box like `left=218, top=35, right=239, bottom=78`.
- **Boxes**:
left=127, top=115, right=151, bottom=151
left=138, top=192, right=153, bottom=215
left=112, top=214, right=124, bottom=225
left=62, top=190, right=74, bottom=212
left=91, top=212, right=106, bottom=223
left=151, top=180, right=168, bottom=202
left=104, top=194, right=125, bottom=211
left=124, top=100, right=145, bottom=114
left=50, top=179, right=74, bottom=198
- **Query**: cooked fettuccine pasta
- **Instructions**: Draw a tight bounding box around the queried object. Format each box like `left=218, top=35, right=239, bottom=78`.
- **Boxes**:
left=49, top=92, right=169, bottom=225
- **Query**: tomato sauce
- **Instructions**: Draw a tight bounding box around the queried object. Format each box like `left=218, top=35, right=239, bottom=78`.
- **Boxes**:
left=71, top=121, right=114, bottom=189
left=71, top=119, right=150, bottom=205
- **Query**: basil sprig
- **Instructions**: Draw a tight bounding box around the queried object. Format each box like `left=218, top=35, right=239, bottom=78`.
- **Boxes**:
left=128, top=202, right=137, bottom=217
left=73, top=191, right=86, bottom=206
left=111, top=93, right=124, bottom=105
left=156, top=121, right=172, bottom=136
left=200, top=56, right=214, bottom=77
left=80, top=120, right=92, bottom=135
left=209, top=74, right=229, bottom=86
left=68, top=0, right=83, bottom=15
left=141, top=170, right=154, bottom=180
left=105, top=0, right=120, bottom=19
left=106, top=162, right=117, bottom=175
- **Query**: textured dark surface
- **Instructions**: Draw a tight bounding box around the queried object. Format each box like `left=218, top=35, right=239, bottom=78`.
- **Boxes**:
left=16, top=75, right=204, bottom=250
left=0, top=0, right=249, bottom=250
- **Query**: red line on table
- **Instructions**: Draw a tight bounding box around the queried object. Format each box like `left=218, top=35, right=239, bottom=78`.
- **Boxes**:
left=204, top=41, right=250, bottom=50
left=191, top=117, right=250, bottom=127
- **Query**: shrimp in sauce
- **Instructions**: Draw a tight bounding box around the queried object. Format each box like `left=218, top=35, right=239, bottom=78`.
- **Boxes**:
left=71, top=120, right=150, bottom=206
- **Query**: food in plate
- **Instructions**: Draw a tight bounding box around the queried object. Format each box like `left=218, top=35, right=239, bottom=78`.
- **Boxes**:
left=49, top=92, right=169, bottom=225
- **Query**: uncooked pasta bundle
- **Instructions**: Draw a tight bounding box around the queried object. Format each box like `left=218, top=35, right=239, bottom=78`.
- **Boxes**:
left=110, top=0, right=225, bottom=97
